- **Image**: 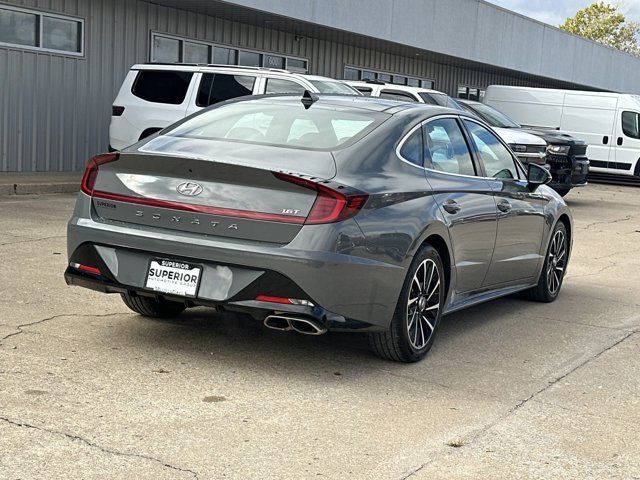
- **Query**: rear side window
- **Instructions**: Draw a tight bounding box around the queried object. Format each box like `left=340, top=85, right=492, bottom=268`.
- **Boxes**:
left=356, top=87, right=373, bottom=96
left=265, top=78, right=306, bottom=95
left=423, top=119, right=476, bottom=176
left=399, top=128, right=423, bottom=166
left=132, top=71, right=193, bottom=105
left=196, top=73, right=255, bottom=107
left=622, top=111, right=640, bottom=139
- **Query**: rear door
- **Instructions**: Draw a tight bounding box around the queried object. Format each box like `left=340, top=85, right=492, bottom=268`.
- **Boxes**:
left=420, top=117, right=498, bottom=293
left=462, top=119, right=547, bottom=286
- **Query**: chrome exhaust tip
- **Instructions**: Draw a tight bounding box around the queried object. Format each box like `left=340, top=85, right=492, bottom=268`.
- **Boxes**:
left=263, top=315, right=327, bottom=336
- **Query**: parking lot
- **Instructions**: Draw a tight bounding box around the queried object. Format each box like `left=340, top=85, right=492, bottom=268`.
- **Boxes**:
left=0, top=182, right=639, bottom=479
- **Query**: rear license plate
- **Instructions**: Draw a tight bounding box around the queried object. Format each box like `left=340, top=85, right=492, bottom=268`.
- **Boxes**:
left=145, top=259, right=202, bottom=298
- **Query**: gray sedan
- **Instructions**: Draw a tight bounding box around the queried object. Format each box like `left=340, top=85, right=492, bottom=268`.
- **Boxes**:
left=65, top=94, right=572, bottom=362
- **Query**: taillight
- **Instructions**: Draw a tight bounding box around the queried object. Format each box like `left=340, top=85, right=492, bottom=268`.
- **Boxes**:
left=273, top=172, right=368, bottom=225
left=112, top=106, right=125, bottom=116
left=255, top=295, right=314, bottom=306
left=80, top=153, right=120, bottom=196
left=70, top=263, right=101, bottom=276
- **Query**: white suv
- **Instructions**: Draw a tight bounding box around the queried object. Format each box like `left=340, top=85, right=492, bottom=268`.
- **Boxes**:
left=109, top=64, right=360, bottom=150
left=345, top=80, right=546, bottom=165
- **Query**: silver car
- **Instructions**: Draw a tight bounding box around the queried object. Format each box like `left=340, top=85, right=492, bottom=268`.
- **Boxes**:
left=65, top=94, right=572, bottom=362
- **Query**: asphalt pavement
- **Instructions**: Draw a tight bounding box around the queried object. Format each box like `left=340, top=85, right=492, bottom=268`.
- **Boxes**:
left=1, top=183, right=639, bottom=479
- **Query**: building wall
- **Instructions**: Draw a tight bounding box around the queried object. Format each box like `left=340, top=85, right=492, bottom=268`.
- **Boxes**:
left=0, top=0, right=596, bottom=172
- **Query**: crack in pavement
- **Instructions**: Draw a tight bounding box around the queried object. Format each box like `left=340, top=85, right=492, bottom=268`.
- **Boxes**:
left=577, top=215, right=633, bottom=231
left=0, top=416, right=199, bottom=479
left=0, top=235, right=66, bottom=247
left=0, top=312, right=133, bottom=344
left=398, top=330, right=638, bottom=478
left=566, top=262, right=618, bottom=279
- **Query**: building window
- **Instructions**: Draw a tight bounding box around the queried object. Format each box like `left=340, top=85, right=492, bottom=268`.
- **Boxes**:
left=0, top=4, right=83, bottom=55
left=343, top=65, right=434, bottom=90
left=458, top=85, right=486, bottom=101
left=150, top=32, right=308, bottom=73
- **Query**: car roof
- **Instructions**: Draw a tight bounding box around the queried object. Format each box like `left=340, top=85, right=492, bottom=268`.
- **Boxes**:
left=133, top=63, right=298, bottom=75
left=344, top=80, right=445, bottom=95
left=457, top=99, right=482, bottom=106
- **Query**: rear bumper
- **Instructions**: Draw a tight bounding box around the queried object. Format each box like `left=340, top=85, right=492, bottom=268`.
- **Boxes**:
left=66, top=194, right=406, bottom=331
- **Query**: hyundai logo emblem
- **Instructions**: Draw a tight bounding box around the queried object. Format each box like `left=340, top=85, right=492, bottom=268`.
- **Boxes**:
left=176, top=182, right=203, bottom=196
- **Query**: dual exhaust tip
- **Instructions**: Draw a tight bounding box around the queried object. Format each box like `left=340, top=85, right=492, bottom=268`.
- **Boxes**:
left=263, top=315, right=327, bottom=336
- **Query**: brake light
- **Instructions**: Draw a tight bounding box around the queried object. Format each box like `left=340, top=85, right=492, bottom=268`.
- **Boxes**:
left=255, top=295, right=314, bottom=306
left=80, top=153, right=120, bottom=196
left=70, top=263, right=101, bottom=276
left=112, top=106, right=125, bottom=116
left=273, top=173, right=368, bottom=224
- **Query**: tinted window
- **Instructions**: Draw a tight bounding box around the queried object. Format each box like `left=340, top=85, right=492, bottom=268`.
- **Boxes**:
left=622, top=111, right=640, bottom=139
left=464, top=120, right=520, bottom=179
left=157, top=100, right=386, bottom=150
left=42, top=16, right=81, bottom=52
left=399, top=128, right=423, bottom=167
left=0, top=8, right=37, bottom=47
left=213, top=46, right=235, bottom=64
left=238, top=51, right=260, bottom=66
left=264, top=55, right=285, bottom=69
left=152, top=36, right=180, bottom=63
left=356, top=87, right=373, bottom=97
left=265, top=78, right=306, bottom=95
left=423, top=119, right=476, bottom=176
left=196, top=73, right=255, bottom=107
left=132, top=71, right=193, bottom=105
left=379, top=90, right=418, bottom=102
left=184, top=42, right=209, bottom=63
left=309, top=80, right=359, bottom=95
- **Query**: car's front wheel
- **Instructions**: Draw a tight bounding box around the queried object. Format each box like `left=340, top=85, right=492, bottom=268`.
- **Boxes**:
left=525, top=221, right=568, bottom=303
left=369, top=245, right=445, bottom=363
left=120, top=292, right=186, bottom=318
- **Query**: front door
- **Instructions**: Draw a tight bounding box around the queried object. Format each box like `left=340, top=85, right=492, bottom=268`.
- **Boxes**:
left=613, top=110, right=640, bottom=175
left=422, top=117, right=497, bottom=293
left=463, top=119, right=547, bottom=286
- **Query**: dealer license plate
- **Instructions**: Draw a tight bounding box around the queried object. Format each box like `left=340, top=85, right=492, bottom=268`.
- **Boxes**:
left=145, top=259, right=202, bottom=298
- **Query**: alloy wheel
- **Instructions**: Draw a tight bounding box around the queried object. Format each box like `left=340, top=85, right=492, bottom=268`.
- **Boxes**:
left=407, top=259, right=441, bottom=350
left=547, top=229, right=567, bottom=295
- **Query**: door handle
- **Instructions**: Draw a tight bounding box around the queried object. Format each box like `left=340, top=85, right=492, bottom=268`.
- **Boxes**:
left=617, top=137, right=624, bottom=146
left=603, top=136, right=609, bottom=145
left=442, top=199, right=461, bottom=214
left=497, top=200, right=512, bottom=213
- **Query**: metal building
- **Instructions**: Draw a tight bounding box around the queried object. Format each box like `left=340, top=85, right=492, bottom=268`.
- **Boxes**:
left=1, top=0, right=639, bottom=172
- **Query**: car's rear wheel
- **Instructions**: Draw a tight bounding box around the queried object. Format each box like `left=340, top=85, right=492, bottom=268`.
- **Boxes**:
left=369, top=245, right=444, bottom=363
left=525, top=221, right=568, bottom=303
left=120, top=292, right=186, bottom=318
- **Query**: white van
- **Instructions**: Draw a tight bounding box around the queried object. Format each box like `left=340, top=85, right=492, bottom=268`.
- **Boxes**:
left=109, top=64, right=360, bottom=151
left=484, top=85, right=640, bottom=177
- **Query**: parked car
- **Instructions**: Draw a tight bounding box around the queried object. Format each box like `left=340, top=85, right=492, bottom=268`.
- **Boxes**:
left=458, top=99, right=589, bottom=196
left=109, top=63, right=361, bottom=150
left=345, top=80, right=548, bottom=169
left=484, top=85, right=640, bottom=178
left=66, top=94, right=572, bottom=363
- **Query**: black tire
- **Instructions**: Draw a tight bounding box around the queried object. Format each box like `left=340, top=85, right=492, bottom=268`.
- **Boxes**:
left=369, top=245, right=445, bottom=363
left=554, top=187, right=571, bottom=197
left=120, top=292, right=186, bottom=318
left=525, top=221, right=568, bottom=303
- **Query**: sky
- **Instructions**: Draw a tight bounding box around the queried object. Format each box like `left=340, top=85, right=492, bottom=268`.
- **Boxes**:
left=487, top=0, right=640, bottom=26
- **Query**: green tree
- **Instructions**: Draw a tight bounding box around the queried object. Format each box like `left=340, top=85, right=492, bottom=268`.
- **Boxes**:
left=560, top=2, right=640, bottom=56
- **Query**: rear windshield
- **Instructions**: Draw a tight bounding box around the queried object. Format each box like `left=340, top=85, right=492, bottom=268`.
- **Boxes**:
left=309, top=80, right=360, bottom=95
left=132, top=70, right=193, bottom=105
left=158, top=100, right=387, bottom=150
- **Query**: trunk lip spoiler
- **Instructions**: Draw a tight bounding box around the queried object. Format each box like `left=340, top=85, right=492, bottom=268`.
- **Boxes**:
left=91, top=190, right=307, bottom=224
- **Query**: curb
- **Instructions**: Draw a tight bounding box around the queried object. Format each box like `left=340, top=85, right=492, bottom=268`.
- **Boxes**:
left=0, top=182, right=80, bottom=196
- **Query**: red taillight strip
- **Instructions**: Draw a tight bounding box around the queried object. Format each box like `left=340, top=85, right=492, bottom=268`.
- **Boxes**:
left=255, top=295, right=294, bottom=305
left=71, top=263, right=101, bottom=276
left=92, top=190, right=307, bottom=224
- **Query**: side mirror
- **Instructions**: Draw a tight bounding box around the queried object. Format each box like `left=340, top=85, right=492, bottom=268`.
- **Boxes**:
left=527, top=163, right=552, bottom=190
